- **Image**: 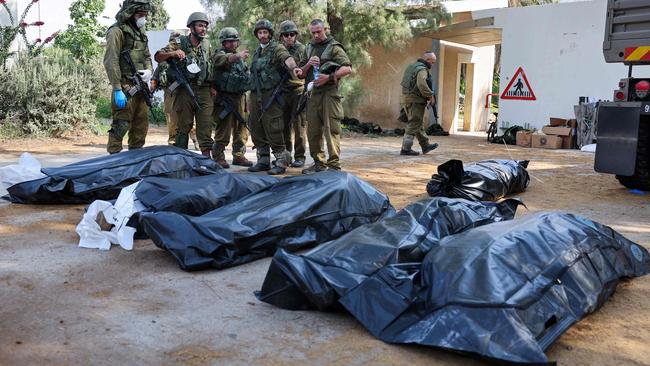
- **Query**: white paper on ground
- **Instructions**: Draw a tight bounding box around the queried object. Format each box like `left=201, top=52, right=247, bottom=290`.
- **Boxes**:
left=0, top=152, right=47, bottom=196
left=76, top=182, right=145, bottom=251
left=581, top=144, right=596, bottom=153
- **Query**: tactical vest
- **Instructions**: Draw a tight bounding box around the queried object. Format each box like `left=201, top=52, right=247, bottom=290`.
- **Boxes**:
left=111, top=23, right=149, bottom=83
left=401, top=60, right=430, bottom=98
left=213, top=49, right=250, bottom=94
left=250, top=40, right=285, bottom=91
left=178, top=35, right=212, bottom=85
left=305, top=37, right=344, bottom=79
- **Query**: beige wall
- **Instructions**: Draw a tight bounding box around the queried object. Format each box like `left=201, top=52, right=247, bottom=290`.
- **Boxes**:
left=354, top=37, right=433, bottom=129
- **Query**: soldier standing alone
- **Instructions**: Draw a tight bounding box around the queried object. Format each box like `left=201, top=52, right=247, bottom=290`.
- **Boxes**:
left=399, top=51, right=439, bottom=155
left=211, top=27, right=253, bottom=168
left=103, top=0, right=153, bottom=154
left=154, top=12, right=214, bottom=157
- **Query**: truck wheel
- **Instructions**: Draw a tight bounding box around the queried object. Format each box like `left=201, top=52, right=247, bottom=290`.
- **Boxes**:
left=616, top=117, right=650, bottom=191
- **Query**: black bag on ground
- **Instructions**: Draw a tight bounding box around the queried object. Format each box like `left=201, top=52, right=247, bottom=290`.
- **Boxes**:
left=138, top=171, right=394, bottom=271
left=134, top=174, right=278, bottom=215
left=426, top=159, right=530, bottom=201
left=256, top=197, right=522, bottom=311
left=339, top=212, right=650, bottom=364
left=490, top=125, right=524, bottom=144
left=128, top=173, right=279, bottom=239
left=6, top=146, right=221, bottom=204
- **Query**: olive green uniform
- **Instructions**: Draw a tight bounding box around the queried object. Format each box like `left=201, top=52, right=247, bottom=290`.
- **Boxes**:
left=400, top=60, right=435, bottom=150
left=249, top=40, right=292, bottom=166
left=212, top=48, right=250, bottom=161
left=156, top=35, right=214, bottom=151
left=103, top=21, right=152, bottom=154
left=303, top=37, right=351, bottom=170
left=282, top=41, right=308, bottom=163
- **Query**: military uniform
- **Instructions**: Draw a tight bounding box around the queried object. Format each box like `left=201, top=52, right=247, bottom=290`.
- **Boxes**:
left=103, top=0, right=152, bottom=154
left=400, top=59, right=438, bottom=155
left=279, top=21, right=308, bottom=167
left=248, top=27, right=293, bottom=173
left=156, top=27, right=214, bottom=153
left=211, top=28, right=251, bottom=167
left=303, top=36, right=351, bottom=170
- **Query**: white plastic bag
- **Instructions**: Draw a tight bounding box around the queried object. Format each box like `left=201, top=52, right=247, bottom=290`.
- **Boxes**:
left=76, top=182, right=145, bottom=251
left=0, top=153, right=47, bottom=196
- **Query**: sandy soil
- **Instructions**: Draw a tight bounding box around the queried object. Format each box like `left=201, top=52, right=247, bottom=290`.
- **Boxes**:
left=0, top=127, right=648, bottom=366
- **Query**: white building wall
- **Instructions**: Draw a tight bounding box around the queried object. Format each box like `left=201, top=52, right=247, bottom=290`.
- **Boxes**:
left=476, top=0, right=650, bottom=129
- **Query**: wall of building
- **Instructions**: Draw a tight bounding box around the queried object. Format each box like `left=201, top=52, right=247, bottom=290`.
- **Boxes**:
left=476, top=0, right=650, bottom=129
left=354, top=37, right=433, bottom=128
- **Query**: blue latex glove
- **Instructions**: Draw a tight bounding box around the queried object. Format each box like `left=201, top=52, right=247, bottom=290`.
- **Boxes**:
left=113, top=89, right=127, bottom=109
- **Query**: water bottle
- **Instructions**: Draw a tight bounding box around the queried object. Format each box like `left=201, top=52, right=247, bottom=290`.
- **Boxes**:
left=313, top=64, right=320, bottom=81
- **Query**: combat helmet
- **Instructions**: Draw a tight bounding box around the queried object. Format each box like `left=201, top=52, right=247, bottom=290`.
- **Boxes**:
left=186, top=12, right=210, bottom=27
left=219, top=27, right=240, bottom=43
left=253, top=19, right=274, bottom=37
left=279, top=20, right=298, bottom=35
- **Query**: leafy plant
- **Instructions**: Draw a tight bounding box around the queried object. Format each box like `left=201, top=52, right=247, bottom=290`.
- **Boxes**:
left=1, top=0, right=59, bottom=67
left=0, top=48, right=105, bottom=137
left=54, top=0, right=106, bottom=63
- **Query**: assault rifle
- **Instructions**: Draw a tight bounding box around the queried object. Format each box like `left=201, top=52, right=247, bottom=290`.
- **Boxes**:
left=218, top=95, right=247, bottom=126
left=167, top=58, right=201, bottom=111
left=120, top=49, right=153, bottom=108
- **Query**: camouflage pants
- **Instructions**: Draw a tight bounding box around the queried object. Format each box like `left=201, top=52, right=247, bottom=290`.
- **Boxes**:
left=213, top=93, right=249, bottom=160
left=306, top=89, right=343, bottom=169
left=108, top=89, right=149, bottom=154
left=282, top=88, right=307, bottom=161
left=402, top=102, right=430, bottom=148
left=249, top=90, right=286, bottom=155
left=172, top=85, right=214, bottom=151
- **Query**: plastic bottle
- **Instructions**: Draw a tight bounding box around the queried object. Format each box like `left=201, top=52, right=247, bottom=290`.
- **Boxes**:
left=313, top=64, right=320, bottom=81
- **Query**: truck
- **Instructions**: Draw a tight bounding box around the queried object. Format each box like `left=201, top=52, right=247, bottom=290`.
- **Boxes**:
left=596, top=0, right=650, bottom=190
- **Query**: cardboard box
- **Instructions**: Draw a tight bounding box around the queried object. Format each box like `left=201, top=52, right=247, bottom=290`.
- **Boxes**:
left=532, top=134, right=563, bottom=149
left=542, top=126, right=575, bottom=149
left=549, top=117, right=568, bottom=127
left=516, top=130, right=533, bottom=147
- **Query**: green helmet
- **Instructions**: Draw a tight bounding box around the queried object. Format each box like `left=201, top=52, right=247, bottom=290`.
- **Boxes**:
left=186, top=12, right=209, bottom=28
left=219, top=27, right=240, bottom=43
left=115, top=0, right=151, bottom=23
left=253, top=19, right=274, bottom=37
left=279, top=20, right=298, bottom=35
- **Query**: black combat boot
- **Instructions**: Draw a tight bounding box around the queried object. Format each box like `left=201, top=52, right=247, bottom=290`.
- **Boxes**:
left=400, top=135, right=420, bottom=156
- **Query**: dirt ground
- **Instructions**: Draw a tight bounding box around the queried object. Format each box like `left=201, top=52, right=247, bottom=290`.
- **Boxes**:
left=0, top=127, right=648, bottom=366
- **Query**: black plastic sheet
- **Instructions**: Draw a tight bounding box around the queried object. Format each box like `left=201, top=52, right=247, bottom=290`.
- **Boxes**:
left=6, top=146, right=221, bottom=204
left=138, top=171, right=394, bottom=271
left=134, top=174, right=278, bottom=216
left=256, top=197, right=522, bottom=310
left=427, top=159, right=530, bottom=201
left=340, top=212, right=650, bottom=364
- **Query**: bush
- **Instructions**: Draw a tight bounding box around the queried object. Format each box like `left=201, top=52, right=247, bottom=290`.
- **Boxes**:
left=0, top=48, right=106, bottom=137
left=95, top=96, right=112, bottom=119
left=149, top=98, right=166, bottom=125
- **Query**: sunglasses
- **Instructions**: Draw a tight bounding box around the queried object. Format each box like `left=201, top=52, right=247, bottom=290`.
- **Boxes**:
left=281, top=33, right=297, bottom=38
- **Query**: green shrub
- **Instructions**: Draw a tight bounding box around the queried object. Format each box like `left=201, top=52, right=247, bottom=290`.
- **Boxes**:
left=95, top=96, right=112, bottom=119
left=149, top=98, right=166, bottom=125
left=0, top=48, right=105, bottom=137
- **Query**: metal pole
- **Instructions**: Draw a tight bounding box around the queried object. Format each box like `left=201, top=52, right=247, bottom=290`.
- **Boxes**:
left=628, top=64, right=633, bottom=78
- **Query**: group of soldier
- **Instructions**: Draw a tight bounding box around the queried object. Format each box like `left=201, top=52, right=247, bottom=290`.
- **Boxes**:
left=103, top=0, right=438, bottom=176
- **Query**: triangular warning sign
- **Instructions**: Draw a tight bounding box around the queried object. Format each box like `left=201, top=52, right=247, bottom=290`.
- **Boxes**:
left=500, top=67, right=536, bottom=101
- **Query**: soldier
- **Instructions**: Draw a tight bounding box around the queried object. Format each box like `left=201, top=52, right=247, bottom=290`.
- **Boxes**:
left=211, top=27, right=253, bottom=168
left=151, top=45, right=200, bottom=149
left=296, top=19, right=352, bottom=173
left=154, top=12, right=214, bottom=157
left=279, top=20, right=308, bottom=168
left=103, top=0, right=152, bottom=154
left=248, top=19, right=300, bottom=175
left=399, top=51, right=439, bottom=155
